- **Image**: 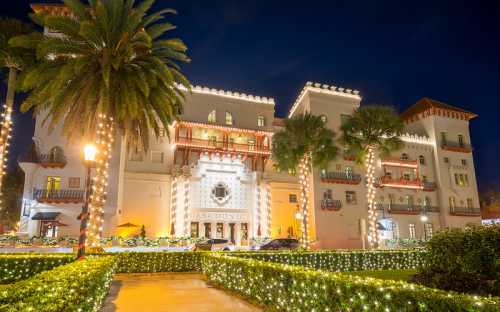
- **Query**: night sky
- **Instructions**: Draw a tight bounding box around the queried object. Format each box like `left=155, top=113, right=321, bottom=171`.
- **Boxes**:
left=1, top=0, right=500, bottom=191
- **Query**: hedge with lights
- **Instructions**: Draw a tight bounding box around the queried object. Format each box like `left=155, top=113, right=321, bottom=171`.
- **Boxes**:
left=231, top=250, right=426, bottom=272
left=113, top=252, right=203, bottom=273
left=0, top=256, right=116, bottom=312
left=202, top=253, right=500, bottom=311
left=0, top=254, right=74, bottom=284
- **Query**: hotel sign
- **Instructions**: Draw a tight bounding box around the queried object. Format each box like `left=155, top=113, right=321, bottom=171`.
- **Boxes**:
left=191, top=211, right=249, bottom=222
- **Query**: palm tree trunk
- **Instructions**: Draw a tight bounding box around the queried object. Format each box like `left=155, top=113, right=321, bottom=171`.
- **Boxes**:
left=365, top=146, right=379, bottom=248
left=298, top=154, right=311, bottom=249
left=0, top=68, right=17, bottom=207
left=86, top=114, right=114, bottom=249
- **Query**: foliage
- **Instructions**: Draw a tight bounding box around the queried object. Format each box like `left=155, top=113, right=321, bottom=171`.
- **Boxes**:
left=113, top=252, right=202, bottom=273
left=0, top=254, right=73, bottom=284
left=415, top=225, right=500, bottom=295
left=386, top=238, right=426, bottom=249
left=0, top=167, right=24, bottom=231
left=344, top=269, right=417, bottom=281
left=202, top=253, right=500, bottom=312
left=232, top=250, right=426, bottom=272
left=0, top=256, right=116, bottom=311
left=0, top=17, right=38, bottom=74
left=14, top=0, right=190, bottom=150
left=272, top=113, right=337, bottom=171
left=340, top=105, right=405, bottom=161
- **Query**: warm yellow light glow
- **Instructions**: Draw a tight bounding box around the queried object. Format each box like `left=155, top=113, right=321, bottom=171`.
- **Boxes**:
left=84, top=144, right=98, bottom=162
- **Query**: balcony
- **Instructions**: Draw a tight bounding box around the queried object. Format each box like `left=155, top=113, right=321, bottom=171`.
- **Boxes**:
left=321, top=171, right=361, bottom=185
left=378, top=204, right=440, bottom=214
left=441, top=141, right=472, bottom=153
left=449, top=206, right=481, bottom=216
left=381, top=157, right=418, bottom=168
left=39, top=154, right=67, bottom=168
left=343, top=152, right=356, bottom=161
left=33, top=189, right=84, bottom=204
left=377, top=176, right=423, bottom=190
left=423, top=182, right=437, bottom=192
left=175, top=136, right=271, bottom=155
left=321, top=199, right=342, bottom=211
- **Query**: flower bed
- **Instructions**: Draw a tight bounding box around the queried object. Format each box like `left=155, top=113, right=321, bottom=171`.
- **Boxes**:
left=202, top=253, right=500, bottom=311
left=113, top=252, right=203, bottom=273
left=232, top=250, right=426, bottom=272
left=0, top=256, right=116, bottom=312
left=0, top=254, right=74, bottom=284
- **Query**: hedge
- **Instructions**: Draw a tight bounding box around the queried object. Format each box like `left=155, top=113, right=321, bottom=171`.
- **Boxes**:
left=232, top=250, right=426, bottom=272
left=0, top=256, right=116, bottom=312
left=0, top=254, right=74, bottom=284
left=202, top=253, right=500, bottom=311
left=113, top=252, right=203, bottom=273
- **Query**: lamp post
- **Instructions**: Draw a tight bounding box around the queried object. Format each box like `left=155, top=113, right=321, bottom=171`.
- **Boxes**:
left=77, top=144, right=97, bottom=260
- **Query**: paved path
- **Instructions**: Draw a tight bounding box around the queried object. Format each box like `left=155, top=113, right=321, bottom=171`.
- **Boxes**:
left=101, top=273, right=261, bottom=312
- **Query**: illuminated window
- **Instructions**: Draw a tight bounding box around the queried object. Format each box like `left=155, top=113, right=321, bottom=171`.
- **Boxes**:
left=68, top=177, right=80, bottom=189
left=409, top=223, right=416, bottom=239
left=247, top=139, right=255, bottom=151
left=208, top=110, right=216, bottom=123
left=419, top=155, right=425, bottom=165
left=158, top=127, right=166, bottom=137
left=345, top=166, right=353, bottom=179
left=46, top=176, right=61, bottom=191
left=424, top=223, right=433, bottom=240
left=225, top=111, right=233, bottom=125
left=257, top=115, right=265, bottom=127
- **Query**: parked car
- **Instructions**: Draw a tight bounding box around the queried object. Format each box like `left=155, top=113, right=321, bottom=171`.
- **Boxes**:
left=194, top=239, right=235, bottom=251
left=258, top=238, right=300, bottom=251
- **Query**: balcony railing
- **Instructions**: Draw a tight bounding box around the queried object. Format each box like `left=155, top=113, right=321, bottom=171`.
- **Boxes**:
left=321, top=171, right=361, bottom=185
left=449, top=206, right=480, bottom=216
left=377, top=176, right=423, bottom=189
left=175, top=136, right=271, bottom=155
left=381, top=157, right=418, bottom=168
left=441, top=141, right=472, bottom=153
left=33, top=189, right=84, bottom=204
left=321, top=199, right=342, bottom=211
left=39, top=154, right=67, bottom=168
left=377, top=204, right=440, bottom=214
left=423, top=182, right=437, bottom=191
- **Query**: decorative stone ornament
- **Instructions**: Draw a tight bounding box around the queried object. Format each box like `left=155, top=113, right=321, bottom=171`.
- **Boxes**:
left=211, top=182, right=231, bottom=205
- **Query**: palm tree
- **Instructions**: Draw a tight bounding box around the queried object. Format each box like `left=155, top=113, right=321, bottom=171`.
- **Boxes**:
left=272, top=113, right=338, bottom=249
left=0, top=18, right=38, bottom=210
left=341, top=105, right=404, bottom=248
left=15, top=0, right=190, bottom=248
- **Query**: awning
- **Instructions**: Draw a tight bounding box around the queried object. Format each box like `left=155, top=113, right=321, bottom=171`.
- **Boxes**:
left=31, top=212, right=61, bottom=221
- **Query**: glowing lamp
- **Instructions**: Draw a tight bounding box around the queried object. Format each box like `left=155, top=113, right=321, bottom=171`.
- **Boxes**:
left=420, top=215, right=428, bottom=222
left=295, top=212, right=302, bottom=220
left=84, top=144, right=97, bottom=162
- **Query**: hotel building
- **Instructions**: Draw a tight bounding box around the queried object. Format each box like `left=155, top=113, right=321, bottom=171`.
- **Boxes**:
left=15, top=4, right=481, bottom=249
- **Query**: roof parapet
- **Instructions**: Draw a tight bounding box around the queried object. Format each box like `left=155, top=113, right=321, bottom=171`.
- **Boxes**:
left=177, top=84, right=275, bottom=105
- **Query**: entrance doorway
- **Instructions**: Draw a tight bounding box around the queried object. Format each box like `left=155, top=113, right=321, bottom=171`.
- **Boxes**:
left=204, top=223, right=211, bottom=238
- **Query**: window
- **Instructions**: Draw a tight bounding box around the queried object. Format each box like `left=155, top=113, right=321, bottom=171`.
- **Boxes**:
left=458, top=134, right=464, bottom=147
left=424, top=223, right=433, bottom=240
left=248, top=139, right=256, bottom=151
left=461, top=159, right=467, bottom=166
left=409, top=224, right=416, bottom=239
left=48, top=146, right=64, bottom=162
left=257, top=115, right=266, bottom=127
left=68, top=177, right=80, bottom=189
left=46, top=176, right=61, bottom=191
left=208, top=110, right=216, bottom=123
left=320, top=115, right=328, bottom=123
left=340, top=114, right=350, bottom=126
left=449, top=196, right=456, bottom=209
left=323, top=189, right=333, bottom=200
left=403, top=173, right=411, bottom=180
left=212, top=182, right=230, bottom=204
left=466, top=198, right=474, bottom=209
left=401, top=153, right=409, bottom=160
left=423, top=196, right=431, bottom=208
left=345, top=166, right=353, bottom=179
left=216, top=223, right=224, bottom=238
left=225, top=111, right=233, bottom=125
left=158, top=127, right=166, bottom=137
left=151, top=151, right=164, bottom=164
left=422, top=175, right=428, bottom=183
left=440, top=132, right=447, bottom=144
left=444, top=157, right=449, bottom=164
left=419, top=155, right=425, bottom=165
left=346, top=191, right=357, bottom=204
left=464, top=174, right=469, bottom=186
left=405, top=195, right=414, bottom=207
left=190, top=222, right=199, bottom=238
left=388, top=194, right=396, bottom=205
left=289, top=194, right=297, bottom=203
left=391, top=222, right=400, bottom=240
left=288, top=168, right=296, bottom=176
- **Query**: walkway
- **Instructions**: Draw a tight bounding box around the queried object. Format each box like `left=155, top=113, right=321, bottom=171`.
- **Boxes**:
left=101, top=273, right=261, bottom=312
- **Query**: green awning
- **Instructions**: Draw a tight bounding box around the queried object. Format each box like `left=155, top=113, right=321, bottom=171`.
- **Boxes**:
left=31, top=212, right=60, bottom=221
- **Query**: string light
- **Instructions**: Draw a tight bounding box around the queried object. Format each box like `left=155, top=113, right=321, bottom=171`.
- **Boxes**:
left=0, top=103, right=13, bottom=211
left=366, top=147, right=380, bottom=248
left=86, top=114, right=114, bottom=248
left=298, top=154, right=312, bottom=249
left=170, top=176, right=178, bottom=236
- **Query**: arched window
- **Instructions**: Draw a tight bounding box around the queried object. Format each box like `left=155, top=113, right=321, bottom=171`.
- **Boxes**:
left=345, top=166, right=353, bottom=179
left=401, top=153, right=409, bottom=160
left=208, top=110, right=216, bottom=123
left=419, top=155, right=425, bottom=165
left=49, top=146, right=64, bottom=162
left=225, top=112, right=233, bottom=125
left=257, top=115, right=265, bottom=127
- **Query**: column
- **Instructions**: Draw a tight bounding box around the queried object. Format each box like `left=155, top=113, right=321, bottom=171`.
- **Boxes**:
left=223, top=222, right=230, bottom=240
left=235, top=223, right=241, bottom=246
left=199, top=221, right=205, bottom=238
left=211, top=222, right=217, bottom=239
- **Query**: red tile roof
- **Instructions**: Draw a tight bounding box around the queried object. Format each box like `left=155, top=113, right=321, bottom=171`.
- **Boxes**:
left=401, top=97, right=477, bottom=122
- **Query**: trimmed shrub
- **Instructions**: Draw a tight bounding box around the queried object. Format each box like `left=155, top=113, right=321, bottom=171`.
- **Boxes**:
left=232, top=250, right=426, bottom=272
left=202, top=253, right=500, bottom=311
left=0, top=254, right=74, bottom=284
left=415, top=225, right=500, bottom=295
left=114, top=252, right=202, bottom=272
left=0, top=256, right=116, bottom=311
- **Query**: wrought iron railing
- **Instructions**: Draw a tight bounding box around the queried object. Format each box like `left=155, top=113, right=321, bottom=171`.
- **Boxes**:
left=441, top=141, right=472, bottom=152
left=176, top=136, right=270, bottom=154
left=449, top=206, right=480, bottom=216
left=33, top=189, right=84, bottom=203
left=377, top=204, right=440, bottom=214
left=321, top=171, right=362, bottom=184
left=378, top=176, right=423, bottom=188
left=320, top=199, right=342, bottom=210
left=39, top=154, right=67, bottom=167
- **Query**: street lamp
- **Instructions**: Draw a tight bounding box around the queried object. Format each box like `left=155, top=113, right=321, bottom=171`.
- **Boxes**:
left=77, top=144, right=97, bottom=260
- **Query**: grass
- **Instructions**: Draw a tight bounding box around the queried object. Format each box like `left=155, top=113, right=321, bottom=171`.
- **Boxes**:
left=343, top=269, right=417, bottom=282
